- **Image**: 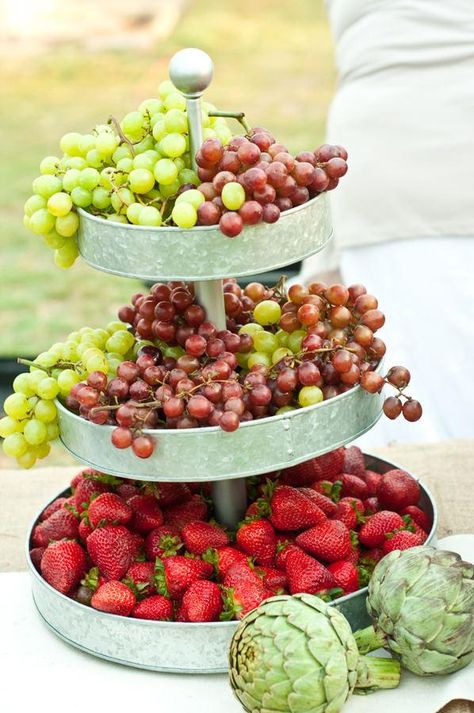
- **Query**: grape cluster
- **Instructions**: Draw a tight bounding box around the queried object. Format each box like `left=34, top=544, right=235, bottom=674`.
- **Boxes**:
left=189, top=134, right=348, bottom=237
left=23, top=80, right=233, bottom=267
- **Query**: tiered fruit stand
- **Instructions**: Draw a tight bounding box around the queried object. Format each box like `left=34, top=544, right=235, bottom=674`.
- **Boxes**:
left=26, top=48, right=436, bottom=673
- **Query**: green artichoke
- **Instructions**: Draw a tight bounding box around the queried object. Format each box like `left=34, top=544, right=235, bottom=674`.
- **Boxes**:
left=229, top=593, right=400, bottom=713
left=356, top=546, right=474, bottom=676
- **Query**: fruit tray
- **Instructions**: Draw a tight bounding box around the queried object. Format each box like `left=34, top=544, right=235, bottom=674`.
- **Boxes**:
left=26, top=453, right=437, bottom=674
left=77, top=192, right=332, bottom=281
left=55, top=373, right=383, bottom=481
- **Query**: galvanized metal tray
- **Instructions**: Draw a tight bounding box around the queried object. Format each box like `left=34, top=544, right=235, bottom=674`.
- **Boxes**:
left=56, top=379, right=383, bottom=481
left=26, top=454, right=437, bottom=673
left=77, top=192, right=332, bottom=282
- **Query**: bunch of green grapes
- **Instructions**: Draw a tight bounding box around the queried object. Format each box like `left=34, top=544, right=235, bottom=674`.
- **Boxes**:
left=23, top=79, right=233, bottom=268
left=0, top=321, right=136, bottom=468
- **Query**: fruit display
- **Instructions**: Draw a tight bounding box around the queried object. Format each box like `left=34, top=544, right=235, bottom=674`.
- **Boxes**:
left=229, top=594, right=401, bottom=713
left=29, top=449, right=434, bottom=622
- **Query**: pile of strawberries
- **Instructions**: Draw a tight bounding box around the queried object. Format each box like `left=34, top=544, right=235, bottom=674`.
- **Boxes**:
left=30, top=445, right=432, bottom=622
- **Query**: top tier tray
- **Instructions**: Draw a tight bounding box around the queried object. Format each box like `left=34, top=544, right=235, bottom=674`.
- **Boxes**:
left=77, top=192, right=332, bottom=282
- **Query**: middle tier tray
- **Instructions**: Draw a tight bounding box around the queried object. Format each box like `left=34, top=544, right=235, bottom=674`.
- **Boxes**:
left=77, top=192, right=332, bottom=281
left=56, top=380, right=383, bottom=481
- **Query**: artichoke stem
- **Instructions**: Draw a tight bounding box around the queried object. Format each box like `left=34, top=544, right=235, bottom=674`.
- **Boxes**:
left=354, top=624, right=387, bottom=654
left=355, top=655, right=401, bottom=693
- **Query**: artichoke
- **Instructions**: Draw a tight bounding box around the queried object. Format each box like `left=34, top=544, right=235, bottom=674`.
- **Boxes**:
left=229, top=593, right=400, bottom=713
left=356, top=546, right=474, bottom=676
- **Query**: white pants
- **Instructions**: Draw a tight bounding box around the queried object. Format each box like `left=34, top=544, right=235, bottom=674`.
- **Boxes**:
left=339, top=238, right=474, bottom=447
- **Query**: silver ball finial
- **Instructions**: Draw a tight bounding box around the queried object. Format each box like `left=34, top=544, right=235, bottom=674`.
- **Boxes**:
left=169, top=48, right=214, bottom=98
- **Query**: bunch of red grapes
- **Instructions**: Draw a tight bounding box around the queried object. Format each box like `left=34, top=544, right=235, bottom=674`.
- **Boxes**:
left=194, top=130, right=348, bottom=237
left=64, top=279, right=422, bottom=459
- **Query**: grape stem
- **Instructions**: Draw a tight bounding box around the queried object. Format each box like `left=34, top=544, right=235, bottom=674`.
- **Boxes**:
left=17, top=358, right=50, bottom=373
left=208, top=111, right=251, bottom=134
left=108, top=115, right=136, bottom=156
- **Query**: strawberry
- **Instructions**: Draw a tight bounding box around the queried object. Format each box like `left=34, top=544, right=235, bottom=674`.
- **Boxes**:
left=202, top=546, right=248, bottom=579
left=31, top=525, right=45, bottom=548
left=377, top=469, right=421, bottom=512
left=36, top=507, right=79, bottom=545
left=281, top=460, right=321, bottom=486
left=255, top=566, right=287, bottom=593
left=299, top=488, right=337, bottom=516
left=359, top=547, right=384, bottom=568
left=327, top=560, right=359, bottom=595
left=155, top=555, right=213, bottom=599
left=145, top=525, right=182, bottom=560
left=222, top=565, right=272, bottom=619
left=29, top=547, right=45, bottom=570
left=70, top=470, right=86, bottom=490
left=116, top=483, right=141, bottom=500
left=180, top=580, right=223, bottom=622
left=223, top=561, right=263, bottom=589
left=91, top=581, right=136, bottom=616
left=78, top=517, right=94, bottom=541
left=311, top=480, right=342, bottom=501
left=41, top=540, right=87, bottom=594
left=295, top=520, right=352, bottom=562
left=40, top=497, right=68, bottom=521
left=285, top=548, right=335, bottom=595
left=401, top=505, right=431, bottom=532
left=358, top=510, right=405, bottom=548
left=340, top=473, right=368, bottom=499
left=382, top=529, right=426, bottom=554
left=87, top=525, right=136, bottom=580
left=312, top=447, right=345, bottom=480
left=274, top=541, right=300, bottom=570
left=236, top=518, right=276, bottom=566
left=332, top=497, right=364, bottom=530
left=345, top=546, right=360, bottom=565
left=164, top=494, right=208, bottom=530
left=363, top=497, right=379, bottom=514
left=343, top=446, right=365, bottom=476
left=128, top=494, right=164, bottom=533
left=81, top=566, right=107, bottom=593
left=269, top=485, right=327, bottom=531
left=130, top=531, right=145, bottom=560
left=411, top=522, right=428, bottom=543
left=87, top=492, right=133, bottom=529
left=361, top=470, right=383, bottom=496
left=154, top=482, right=192, bottom=508
left=182, top=521, right=229, bottom=555
left=132, top=594, right=173, bottom=620
left=74, top=476, right=110, bottom=513
left=124, top=561, right=156, bottom=597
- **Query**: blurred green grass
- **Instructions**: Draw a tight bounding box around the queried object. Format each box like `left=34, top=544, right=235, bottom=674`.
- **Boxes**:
left=0, top=0, right=335, bottom=357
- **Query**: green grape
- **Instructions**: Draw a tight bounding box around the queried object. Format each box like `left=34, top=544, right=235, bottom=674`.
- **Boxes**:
left=57, top=369, right=81, bottom=396
left=13, top=373, right=35, bottom=396
left=113, top=145, right=132, bottom=163
left=121, top=111, right=145, bottom=136
left=163, top=93, right=186, bottom=112
left=253, top=300, right=282, bottom=326
left=3, top=433, right=28, bottom=457
left=34, top=399, right=57, bottom=423
left=85, top=352, right=109, bottom=373
left=133, top=150, right=159, bottom=171
left=60, top=132, right=83, bottom=156
left=46, top=422, right=60, bottom=441
left=68, top=331, right=81, bottom=342
left=276, top=406, right=296, bottom=415
left=138, top=206, right=162, bottom=226
left=163, top=345, right=185, bottom=360
left=200, top=109, right=211, bottom=127
left=0, top=416, right=22, bottom=438
left=128, top=168, right=155, bottom=194
left=86, top=149, right=103, bottom=168
left=275, top=329, right=290, bottom=347
left=202, top=128, right=217, bottom=140
left=160, top=180, right=180, bottom=197
left=47, top=192, right=72, bottom=217
left=288, top=329, right=307, bottom=353
left=154, top=158, right=178, bottom=186
left=61, top=342, right=78, bottom=361
left=236, top=352, right=250, bottom=369
left=105, top=357, right=121, bottom=375
left=164, top=109, right=188, bottom=134
left=247, top=352, right=272, bottom=369
left=35, top=441, right=51, bottom=459
left=55, top=238, right=79, bottom=268
left=272, top=347, right=293, bottom=364
left=4, top=393, right=30, bottom=419
left=176, top=189, right=205, bottom=210
left=111, top=187, right=134, bottom=212
left=95, top=132, right=118, bottom=156
left=105, top=330, right=135, bottom=355
left=24, top=419, right=48, bottom=446
left=24, top=194, right=46, bottom=216
left=29, top=209, right=56, bottom=235
left=126, top=203, right=143, bottom=224
left=106, top=214, right=128, bottom=223
left=78, top=134, right=96, bottom=155
left=36, top=377, right=60, bottom=400
left=28, top=395, right=39, bottom=410
left=239, top=323, right=263, bottom=336
left=298, top=386, right=323, bottom=407
left=62, top=169, right=81, bottom=192
left=174, top=157, right=185, bottom=172
left=253, top=331, right=279, bottom=354
left=55, top=212, right=79, bottom=237
left=80, top=347, right=102, bottom=363
left=43, top=231, right=66, bottom=249
left=92, top=328, right=110, bottom=345
left=71, top=187, right=93, bottom=208
left=158, top=80, right=176, bottom=98
left=171, top=202, right=197, bottom=228
left=214, top=126, right=233, bottom=145
left=221, top=182, right=246, bottom=211
left=134, top=135, right=155, bottom=153
left=79, top=167, right=100, bottom=190
left=63, top=157, right=87, bottom=171
left=79, top=326, right=94, bottom=336
left=152, top=120, right=167, bottom=141
left=139, top=98, right=163, bottom=114
left=92, top=187, right=111, bottom=210
left=28, top=370, right=48, bottom=392
left=178, top=169, right=199, bottom=186
left=106, top=321, right=127, bottom=334
left=17, top=449, right=37, bottom=469
left=160, top=133, right=186, bottom=158
left=35, top=349, right=57, bottom=365
left=116, top=157, right=134, bottom=173
left=40, top=156, right=60, bottom=175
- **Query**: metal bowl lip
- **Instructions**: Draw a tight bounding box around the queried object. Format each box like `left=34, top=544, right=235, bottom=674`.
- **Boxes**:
left=26, top=453, right=437, bottom=629
left=77, top=192, right=324, bottom=234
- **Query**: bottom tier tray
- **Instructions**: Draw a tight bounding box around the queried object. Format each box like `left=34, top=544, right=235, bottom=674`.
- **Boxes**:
left=27, top=453, right=437, bottom=674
